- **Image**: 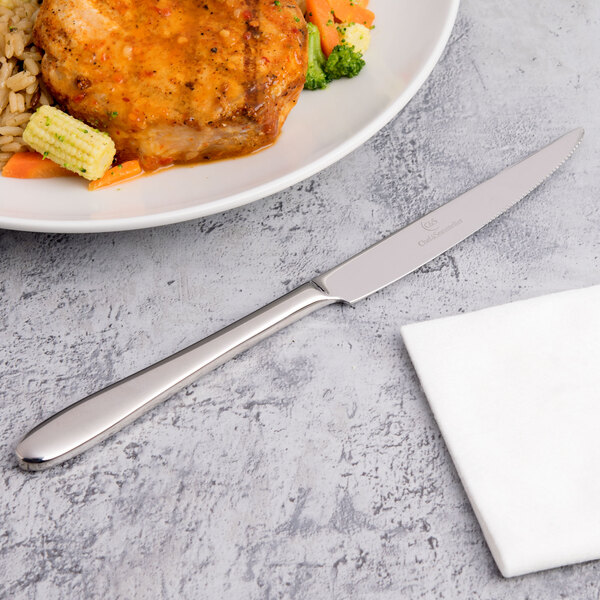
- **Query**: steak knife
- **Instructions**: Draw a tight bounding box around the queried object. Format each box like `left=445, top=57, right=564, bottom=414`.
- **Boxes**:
left=15, top=128, right=584, bottom=470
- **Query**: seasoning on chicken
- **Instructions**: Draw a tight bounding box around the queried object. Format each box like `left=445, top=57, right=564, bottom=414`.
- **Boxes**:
left=34, top=0, right=308, bottom=170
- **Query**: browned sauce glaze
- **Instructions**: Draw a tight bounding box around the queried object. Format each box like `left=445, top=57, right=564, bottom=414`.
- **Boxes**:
left=34, top=0, right=307, bottom=170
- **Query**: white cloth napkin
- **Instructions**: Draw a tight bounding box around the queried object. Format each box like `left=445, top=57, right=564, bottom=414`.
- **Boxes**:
left=401, top=285, right=600, bottom=578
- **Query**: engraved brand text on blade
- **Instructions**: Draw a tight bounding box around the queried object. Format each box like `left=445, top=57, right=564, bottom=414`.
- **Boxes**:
left=418, top=219, right=464, bottom=246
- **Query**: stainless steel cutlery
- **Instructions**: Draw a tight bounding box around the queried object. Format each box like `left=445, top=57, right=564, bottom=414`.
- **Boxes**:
left=15, top=128, right=584, bottom=470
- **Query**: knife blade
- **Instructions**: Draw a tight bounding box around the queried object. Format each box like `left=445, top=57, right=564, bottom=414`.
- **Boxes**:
left=315, top=127, right=584, bottom=303
left=16, top=128, right=584, bottom=470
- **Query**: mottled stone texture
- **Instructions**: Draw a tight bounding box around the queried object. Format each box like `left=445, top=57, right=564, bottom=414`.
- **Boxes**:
left=2, top=1, right=600, bottom=598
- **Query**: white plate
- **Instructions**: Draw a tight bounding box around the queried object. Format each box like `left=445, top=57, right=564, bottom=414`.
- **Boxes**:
left=0, top=0, right=459, bottom=233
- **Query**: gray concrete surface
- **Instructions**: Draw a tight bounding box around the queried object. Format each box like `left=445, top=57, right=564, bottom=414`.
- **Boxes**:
left=2, top=1, right=600, bottom=598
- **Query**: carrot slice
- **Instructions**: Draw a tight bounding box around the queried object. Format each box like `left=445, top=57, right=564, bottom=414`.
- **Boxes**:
left=328, top=0, right=375, bottom=27
left=1, top=152, right=73, bottom=178
left=88, top=159, right=142, bottom=191
left=306, top=0, right=340, bottom=56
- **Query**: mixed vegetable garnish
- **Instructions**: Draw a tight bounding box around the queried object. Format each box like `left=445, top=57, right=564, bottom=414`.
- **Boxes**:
left=2, top=105, right=141, bottom=189
left=304, top=0, right=374, bottom=90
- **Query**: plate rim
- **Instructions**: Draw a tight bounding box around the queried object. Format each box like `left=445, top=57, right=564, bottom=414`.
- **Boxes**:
left=0, top=0, right=460, bottom=233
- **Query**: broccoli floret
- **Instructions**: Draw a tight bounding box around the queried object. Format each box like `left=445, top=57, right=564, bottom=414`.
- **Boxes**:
left=304, top=22, right=328, bottom=90
left=324, top=44, right=365, bottom=80
left=304, top=23, right=367, bottom=90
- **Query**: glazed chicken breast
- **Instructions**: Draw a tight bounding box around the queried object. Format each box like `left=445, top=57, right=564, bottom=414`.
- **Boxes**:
left=34, top=0, right=307, bottom=169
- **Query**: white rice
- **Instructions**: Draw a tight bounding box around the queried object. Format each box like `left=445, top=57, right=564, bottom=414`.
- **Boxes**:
left=0, top=0, right=53, bottom=169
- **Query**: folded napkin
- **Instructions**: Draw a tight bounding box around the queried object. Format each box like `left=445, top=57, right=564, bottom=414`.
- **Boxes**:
left=401, top=285, right=600, bottom=578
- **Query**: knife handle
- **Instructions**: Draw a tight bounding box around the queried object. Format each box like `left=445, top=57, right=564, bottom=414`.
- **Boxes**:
left=16, top=282, right=338, bottom=471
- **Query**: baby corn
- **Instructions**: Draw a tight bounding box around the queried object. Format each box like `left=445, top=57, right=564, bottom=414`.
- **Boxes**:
left=23, top=106, right=116, bottom=180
